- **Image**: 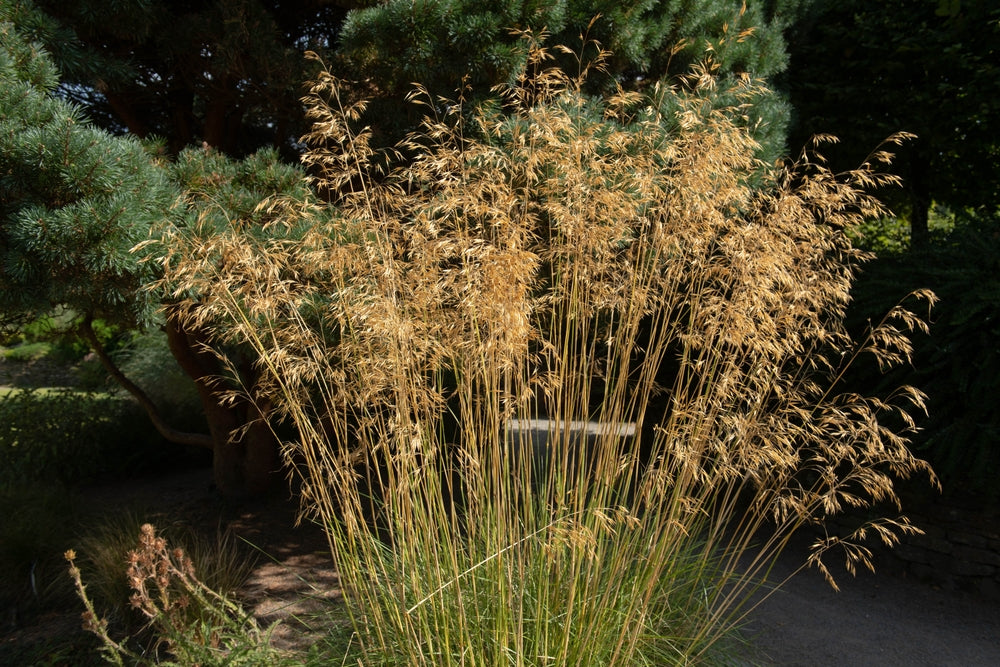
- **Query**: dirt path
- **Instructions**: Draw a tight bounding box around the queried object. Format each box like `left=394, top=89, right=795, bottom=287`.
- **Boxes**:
left=228, top=482, right=1000, bottom=665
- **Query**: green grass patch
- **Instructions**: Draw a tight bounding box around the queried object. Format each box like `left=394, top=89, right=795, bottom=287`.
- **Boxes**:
left=1, top=341, right=53, bottom=362
left=0, top=385, right=106, bottom=397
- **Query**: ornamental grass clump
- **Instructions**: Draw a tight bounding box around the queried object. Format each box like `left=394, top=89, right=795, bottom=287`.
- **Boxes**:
left=153, top=41, right=935, bottom=665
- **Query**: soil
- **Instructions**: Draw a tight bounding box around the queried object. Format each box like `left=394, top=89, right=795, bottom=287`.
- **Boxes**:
left=1, top=466, right=341, bottom=663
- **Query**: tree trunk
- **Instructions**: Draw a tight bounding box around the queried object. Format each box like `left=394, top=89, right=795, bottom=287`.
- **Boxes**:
left=169, top=87, right=196, bottom=154
left=197, top=384, right=280, bottom=497
left=203, top=84, right=244, bottom=154
left=96, top=83, right=150, bottom=139
left=165, top=317, right=281, bottom=497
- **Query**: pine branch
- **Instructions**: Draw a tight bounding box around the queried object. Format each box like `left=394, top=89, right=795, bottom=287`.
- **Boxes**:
left=78, top=315, right=214, bottom=450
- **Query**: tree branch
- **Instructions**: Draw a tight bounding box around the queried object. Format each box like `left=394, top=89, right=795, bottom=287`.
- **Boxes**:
left=79, top=316, right=214, bottom=450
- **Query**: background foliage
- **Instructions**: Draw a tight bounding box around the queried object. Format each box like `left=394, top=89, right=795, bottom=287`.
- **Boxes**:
left=785, top=0, right=1000, bottom=247
left=0, top=388, right=199, bottom=486
left=3, top=0, right=346, bottom=156
left=849, top=210, right=1000, bottom=502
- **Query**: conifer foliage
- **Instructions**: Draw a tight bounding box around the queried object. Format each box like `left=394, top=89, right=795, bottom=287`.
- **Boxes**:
left=0, top=18, right=306, bottom=496
left=0, top=20, right=175, bottom=327
left=4, top=0, right=346, bottom=156
left=337, top=0, right=798, bottom=160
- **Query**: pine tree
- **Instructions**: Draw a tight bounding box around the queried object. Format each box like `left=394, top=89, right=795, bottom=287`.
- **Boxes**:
left=1, top=18, right=304, bottom=496
left=0, top=20, right=173, bottom=328
left=336, top=0, right=802, bottom=161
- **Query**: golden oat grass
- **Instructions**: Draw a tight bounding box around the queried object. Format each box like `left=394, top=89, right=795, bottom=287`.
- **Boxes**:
left=151, top=41, right=936, bottom=665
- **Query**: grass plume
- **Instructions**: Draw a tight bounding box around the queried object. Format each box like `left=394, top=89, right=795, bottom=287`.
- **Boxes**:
left=152, top=40, right=936, bottom=665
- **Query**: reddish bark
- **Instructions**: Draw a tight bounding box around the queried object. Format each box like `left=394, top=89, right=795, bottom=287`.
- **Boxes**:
left=164, top=317, right=281, bottom=497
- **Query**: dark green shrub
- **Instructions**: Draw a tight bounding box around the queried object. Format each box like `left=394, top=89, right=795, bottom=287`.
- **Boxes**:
left=1, top=341, right=50, bottom=361
left=0, top=388, right=181, bottom=486
left=848, top=209, right=1000, bottom=503
left=4, top=310, right=123, bottom=364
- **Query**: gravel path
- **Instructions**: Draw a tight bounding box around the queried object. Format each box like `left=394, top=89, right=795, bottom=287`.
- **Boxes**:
left=739, top=536, right=1000, bottom=666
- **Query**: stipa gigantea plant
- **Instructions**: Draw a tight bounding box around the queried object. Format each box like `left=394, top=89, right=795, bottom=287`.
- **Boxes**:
left=151, top=41, right=936, bottom=665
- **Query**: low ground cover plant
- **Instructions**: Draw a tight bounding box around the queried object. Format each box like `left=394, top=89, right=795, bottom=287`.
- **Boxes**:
left=73, top=511, right=258, bottom=634
left=0, top=386, right=190, bottom=487
left=75, top=43, right=935, bottom=665
left=67, top=523, right=287, bottom=667
left=0, top=388, right=142, bottom=484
